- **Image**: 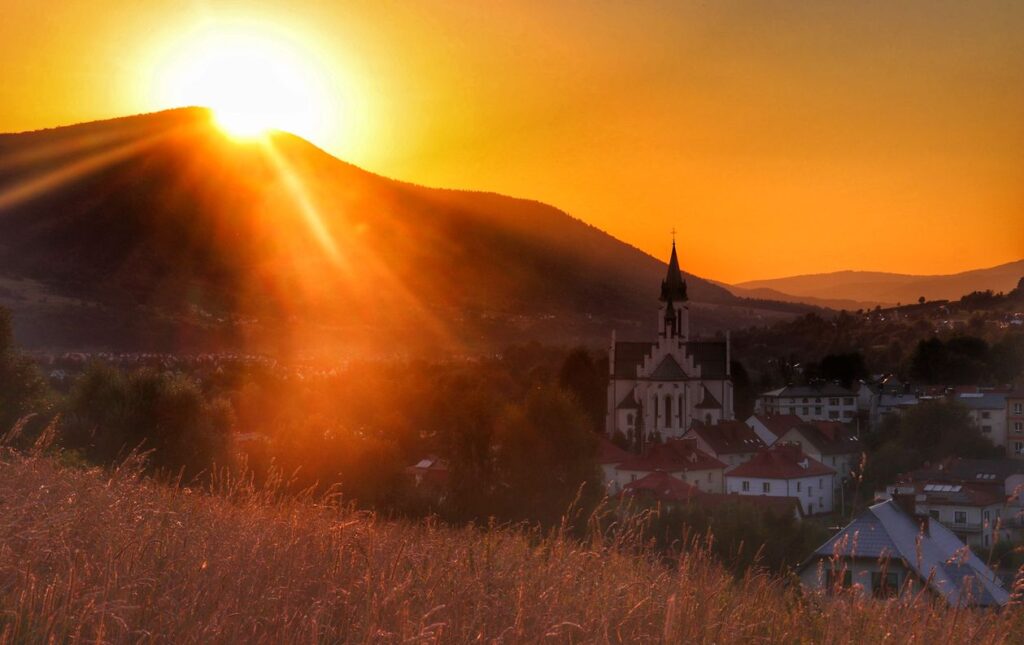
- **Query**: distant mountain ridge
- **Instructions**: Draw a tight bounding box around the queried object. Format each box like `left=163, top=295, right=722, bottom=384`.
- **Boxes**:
left=725, top=261, right=1024, bottom=309
left=0, top=108, right=815, bottom=354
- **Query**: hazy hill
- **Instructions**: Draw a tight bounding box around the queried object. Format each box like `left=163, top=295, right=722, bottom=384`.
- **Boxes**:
left=729, top=261, right=1024, bottom=309
left=0, top=108, right=814, bottom=354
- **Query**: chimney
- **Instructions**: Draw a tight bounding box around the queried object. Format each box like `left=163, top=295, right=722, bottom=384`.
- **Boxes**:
left=891, top=491, right=917, bottom=516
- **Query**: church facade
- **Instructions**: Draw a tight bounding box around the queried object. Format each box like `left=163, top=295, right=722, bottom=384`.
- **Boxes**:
left=606, top=242, right=734, bottom=446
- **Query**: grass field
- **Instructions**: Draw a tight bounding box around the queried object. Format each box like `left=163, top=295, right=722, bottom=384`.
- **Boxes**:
left=0, top=449, right=1021, bottom=643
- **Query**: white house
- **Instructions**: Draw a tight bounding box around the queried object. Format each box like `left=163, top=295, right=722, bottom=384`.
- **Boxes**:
left=725, top=444, right=836, bottom=515
left=799, top=498, right=1008, bottom=607
left=776, top=421, right=863, bottom=494
left=597, top=438, right=632, bottom=494
left=1008, top=389, right=1024, bottom=459
left=606, top=241, right=734, bottom=444
left=754, top=384, right=857, bottom=422
left=882, top=483, right=1010, bottom=549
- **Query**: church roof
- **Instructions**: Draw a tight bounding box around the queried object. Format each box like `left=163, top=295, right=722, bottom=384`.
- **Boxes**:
left=615, top=391, right=641, bottom=410
left=650, top=355, right=688, bottom=381
left=612, top=340, right=728, bottom=381
left=695, top=385, right=722, bottom=409
left=660, top=242, right=688, bottom=302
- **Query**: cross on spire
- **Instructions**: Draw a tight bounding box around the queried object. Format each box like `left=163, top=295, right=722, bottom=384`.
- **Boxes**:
left=671, top=227, right=676, bottom=244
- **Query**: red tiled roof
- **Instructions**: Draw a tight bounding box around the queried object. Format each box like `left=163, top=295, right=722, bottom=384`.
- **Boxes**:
left=688, top=420, right=766, bottom=455
left=621, top=471, right=701, bottom=503
left=597, top=438, right=632, bottom=465
left=749, top=414, right=803, bottom=439
left=616, top=440, right=725, bottom=473
left=728, top=444, right=835, bottom=479
left=788, top=421, right=863, bottom=456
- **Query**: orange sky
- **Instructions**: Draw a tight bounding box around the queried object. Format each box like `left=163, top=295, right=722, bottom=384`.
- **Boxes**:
left=1, top=1, right=1022, bottom=283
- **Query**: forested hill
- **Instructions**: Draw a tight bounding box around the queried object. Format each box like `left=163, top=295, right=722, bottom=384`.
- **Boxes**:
left=0, top=108, right=815, bottom=354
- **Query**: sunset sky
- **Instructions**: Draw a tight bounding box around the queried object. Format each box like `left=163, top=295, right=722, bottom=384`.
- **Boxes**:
left=2, top=1, right=1022, bottom=283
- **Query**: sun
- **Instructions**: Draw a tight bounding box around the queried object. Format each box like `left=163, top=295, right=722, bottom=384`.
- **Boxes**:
left=158, top=23, right=332, bottom=141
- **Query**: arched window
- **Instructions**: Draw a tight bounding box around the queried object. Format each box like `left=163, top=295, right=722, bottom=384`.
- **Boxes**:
left=705, top=413, right=712, bottom=425
left=664, top=395, right=673, bottom=429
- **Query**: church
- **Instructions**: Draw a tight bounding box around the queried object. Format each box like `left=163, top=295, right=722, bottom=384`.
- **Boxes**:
left=606, top=241, right=735, bottom=447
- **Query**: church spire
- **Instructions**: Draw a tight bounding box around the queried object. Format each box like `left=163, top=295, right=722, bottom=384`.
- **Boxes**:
left=660, top=240, right=688, bottom=302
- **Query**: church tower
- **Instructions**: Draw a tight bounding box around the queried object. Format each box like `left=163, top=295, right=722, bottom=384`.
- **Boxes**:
left=658, top=241, right=689, bottom=340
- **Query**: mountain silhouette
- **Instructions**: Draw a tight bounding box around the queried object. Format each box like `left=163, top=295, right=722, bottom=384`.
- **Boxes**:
left=0, top=108, right=813, bottom=354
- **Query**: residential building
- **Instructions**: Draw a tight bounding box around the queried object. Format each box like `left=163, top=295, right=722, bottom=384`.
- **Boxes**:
left=613, top=439, right=726, bottom=494
left=958, top=392, right=1008, bottom=450
left=1007, top=389, right=1024, bottom=459
left=776, top=421, right=863, bottom=491
left=754, top=384, right=857, bottom=422
left=620, top=474, right=803, bottom=520
left=725, top=444, right=836, bottom=515
left=681, top=420, right=767, bottom=470
left=882, top=483, right=1010, bottom=549
left=606, top=241, right=734, bottom=444
left=798, top=498, right=1008, bottom=607
left=744, top=413, right=802, bottom=446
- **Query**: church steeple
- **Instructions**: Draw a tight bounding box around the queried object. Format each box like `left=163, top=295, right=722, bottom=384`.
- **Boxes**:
left=660, top=240, right=688, bottom=302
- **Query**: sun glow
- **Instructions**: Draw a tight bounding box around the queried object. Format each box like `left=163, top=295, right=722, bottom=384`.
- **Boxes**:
left=157, top=23, right=334, bottom=141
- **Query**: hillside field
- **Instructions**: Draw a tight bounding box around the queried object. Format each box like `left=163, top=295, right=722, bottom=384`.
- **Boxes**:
left=0, top=449, right=1021, bottom=643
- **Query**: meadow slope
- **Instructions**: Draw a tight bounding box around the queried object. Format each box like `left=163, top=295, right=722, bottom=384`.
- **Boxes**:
left=0, top=451, right=1021, bottom=643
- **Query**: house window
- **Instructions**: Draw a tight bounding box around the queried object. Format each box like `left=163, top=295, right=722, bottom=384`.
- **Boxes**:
left=929, top=510, right=940, bottom=520
left=844, top=398, right=854, bottom=405
left=982, top=426, right=992, bottom=434
left=871, top=572, right=900, bottom=598
left=762, top=482, right=770, bottom=493
left=796, top=481, right=802, bottom=492
left=826, top=570, right=853, bottom=592
left=808, top=486, right=814, bottom=496
left=982, top=411, right=991, bottom=419
left=815, top=406, right=823, bottom=415
left=829, top=411, right=839, bottom=419
left=1014, top=422, right=1023, bottom=433
left=742, top=481, right=750, bottom=492
left=707, top=472, right=712, bottom=482
left=1015, top=403, right=1023, bottom=415
left=983, top=510, right=991, bottom=524
left=954, top=511, right=967, bottom=525
left=829, top=398, right=839, bottom=406
left=802, top=407, right=809, bottom=415
left=1015, top=442, right=1024, bottom=456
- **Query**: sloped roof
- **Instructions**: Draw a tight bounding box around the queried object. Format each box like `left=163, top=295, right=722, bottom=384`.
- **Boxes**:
left=760, top=384, right=856, bottom=398
left=685, top=341, right=728, bottom=379
left=613, top=341, right=728, bottom=381
left=597, top=438, right=632, bottom=465
left=957, top=393, right=1007, bottom=410
left=803, top=500, right=1008, bottom=607
left=615, top=391, right=641, bottom=410
left=905, top=458, right=1024, bottom=487
left=612, top=342, right=654, bottom=379
left=727, top=444, right=835, bottom=479
left=787, top=422, right=863, bottom=456
left=650, top=355, right=688, bottom=381
left=688, top=420, right=766, bottom=455
left=616, top=440, right=725, bottom=473
left=748, top=414, right=803, bottom=440
left=695, top=385, right=722, bottom=409
left=622, top=471, right=699, bottom=503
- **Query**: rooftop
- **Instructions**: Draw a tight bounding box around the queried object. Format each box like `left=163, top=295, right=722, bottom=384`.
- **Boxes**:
left=727, top=444, right=835, bottom=480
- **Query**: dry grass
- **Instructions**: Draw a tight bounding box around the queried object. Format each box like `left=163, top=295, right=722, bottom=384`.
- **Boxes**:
left=0, top=451, right=1022, bottom=643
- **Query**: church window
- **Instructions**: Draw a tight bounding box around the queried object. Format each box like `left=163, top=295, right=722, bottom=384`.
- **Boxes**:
left=664, top=396, right=673, bottom=428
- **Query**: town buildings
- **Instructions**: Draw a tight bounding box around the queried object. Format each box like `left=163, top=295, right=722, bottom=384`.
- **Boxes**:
left=774, top=421, right=863, bottom=493
left=681, top=420, right=766, bottom=470
left=744, top=413, right=802, bottom=446
left=754, top=384, right=857, bottom=422
left=611, top=440, right=726, bottom=494
left=799, top=498, right=1008, bottom=607
left=606, top=242, right=734, bottom=445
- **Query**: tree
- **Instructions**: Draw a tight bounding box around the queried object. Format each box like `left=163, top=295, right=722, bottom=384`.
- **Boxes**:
left=492, top=385, right=600, bottom=525
left=61, top=364, right=233, bottom=478
left=918, top=296, right=926, bottom=305
left=558, top=347, right=605, bottom=432
left=0, top=306, right=48, bottom=434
